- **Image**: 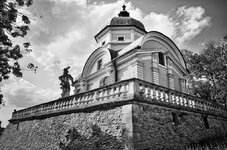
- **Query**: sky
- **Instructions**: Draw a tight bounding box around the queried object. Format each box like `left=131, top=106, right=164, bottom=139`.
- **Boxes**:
left=0, top=0, right=227, bottom=127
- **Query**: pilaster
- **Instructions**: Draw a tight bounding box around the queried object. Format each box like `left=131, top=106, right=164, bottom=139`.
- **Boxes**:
left=168, top=73, right=175, bottom=90
left=167, top=58, right=174, bottom=90
left=80, top=79, right=88, bottom=92
left=108, top=65, right=115, bottom=84
left=131, top=60, right=144, bottom=80
left=151, top=53, right=159, bottom=85
left=179, top=77, right=186, bottom=93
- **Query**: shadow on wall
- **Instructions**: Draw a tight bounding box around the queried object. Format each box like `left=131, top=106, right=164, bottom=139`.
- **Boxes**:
left=59, top=124, right=124, bottom=150
left=186, top=136, right=227, bottom=150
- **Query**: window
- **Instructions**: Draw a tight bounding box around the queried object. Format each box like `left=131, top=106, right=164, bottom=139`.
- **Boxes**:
left=117, top=36, right=124, bottom=41
left=172, top=112, right=180, bottom=126
left=102, top=41, right=105, bottom=46
left=97, top=59, right=102, bottom=70
left=158, top=52, right=165, bottom=66
left=202, top=116, right=209, bottom=129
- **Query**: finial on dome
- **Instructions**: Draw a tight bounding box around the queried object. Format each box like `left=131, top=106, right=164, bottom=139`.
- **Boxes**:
left=118, top=4, right=129, bottom=17
left=122, top=4, right=126, bottom=10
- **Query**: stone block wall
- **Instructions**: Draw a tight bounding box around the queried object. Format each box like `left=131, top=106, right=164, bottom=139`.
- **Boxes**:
left=1, top=101, right=227, bottom=150
left=0, top=106, right=126, bottom=150
left=131, top=102, right=227, bottom=150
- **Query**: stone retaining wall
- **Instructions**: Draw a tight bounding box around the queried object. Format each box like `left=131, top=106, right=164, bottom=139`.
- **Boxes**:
left=132, top=103, right=227, bottom=150
left=0, top=102, right=227, bottom=150
left=0, top=106, right=125, bottom=150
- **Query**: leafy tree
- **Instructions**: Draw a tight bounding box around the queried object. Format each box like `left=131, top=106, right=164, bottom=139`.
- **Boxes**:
left=182, top=40, right=227, bottom=104
left=0, top=0, right=37, bottom=106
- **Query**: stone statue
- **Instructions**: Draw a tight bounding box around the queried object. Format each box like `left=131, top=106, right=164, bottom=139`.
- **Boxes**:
left=59, top=67, right=73, bottom=98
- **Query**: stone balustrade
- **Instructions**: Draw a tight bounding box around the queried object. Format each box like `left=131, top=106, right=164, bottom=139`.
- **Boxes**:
left=10, top=78, right=227, bottom=122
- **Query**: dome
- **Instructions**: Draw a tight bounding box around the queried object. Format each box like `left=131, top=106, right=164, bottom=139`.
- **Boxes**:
left=110, top=17, right=145, bottom=31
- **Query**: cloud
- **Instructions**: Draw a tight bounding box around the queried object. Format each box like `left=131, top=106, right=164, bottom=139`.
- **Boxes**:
left=27, top=1, right=211, bottom=77
left=27, top=0, right=126, bottom=75
left=142, top=12, right=175, bottom=38
left=1, top=77, right=60, bottom=108
left=174, top=6, right=211, bottom=45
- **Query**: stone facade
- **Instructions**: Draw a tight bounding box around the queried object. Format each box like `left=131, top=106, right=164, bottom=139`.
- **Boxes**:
left=0, top=107, right=125, bottom=150
left=1, top=101, right=226, bottom=150
left=131, top=102, right=227, bottom=150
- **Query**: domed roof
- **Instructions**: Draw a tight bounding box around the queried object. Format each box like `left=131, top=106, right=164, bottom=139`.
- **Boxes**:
left=94, top=5, right=146, bottom=41
left=110, top=17, right=145, bottom=31
left=109, top=5, right=145, bottom=31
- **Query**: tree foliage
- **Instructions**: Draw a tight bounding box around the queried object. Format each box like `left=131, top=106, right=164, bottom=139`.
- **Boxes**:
left=182, top=40, right=227, bottom=104
left=0, top=0, right=36, bottom=105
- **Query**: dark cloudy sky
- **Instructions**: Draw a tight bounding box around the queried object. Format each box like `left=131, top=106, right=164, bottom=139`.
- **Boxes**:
left=0, top=0, right=226, bottom=127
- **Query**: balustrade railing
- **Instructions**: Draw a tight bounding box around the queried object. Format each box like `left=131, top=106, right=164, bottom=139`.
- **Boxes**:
left=11, top=78, right=227, bottom=121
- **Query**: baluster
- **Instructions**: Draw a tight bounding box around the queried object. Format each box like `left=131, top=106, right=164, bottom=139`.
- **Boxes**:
left=96, top=91, right=100, bottom=101
left=69, top=99, right=73, bottom=107
left=197, top=100, right=201, bottom=110
left=200, top=101, right=204, bottom=110
left=184, top=96, right=188, bottom=106
left=92, top=92, right=97, bottom=102
left=204, top=101, right=208, bottom=111
left=178, top=95, right=182, bottom=105
left=139, top=84, right=145, bottom=96
left=152, top=88, right=156, bottom=100
left=82, top=95, right=87, bottom=104
left=98, top=89, right=103, bottom=100
left=172, top=93, right=176, bottom=104
left=195, top=100, right=199, bottom=109
left=115, top=86, right=119, bottom=97
left=158, top=89, right=162, bottom=101
left=163, top=91, right=167, bottom=102
left=199, top=100, right=203, bottom=110
left=103, top=89, right=107, bottom=100
left=86, top=94, right=91, bottom=104
left=178, top=95, right=182, bottom=106
left=168, top=92, right=172, bottom=104
left=54, top=102, right=57, bottom=110
left=64, top=100, right=68, bottom=108
left=59, top=102, right=63, bottom=109
left=122, top=83, right=127, bottom=98
left=110, top=86, right=115, bottom=98
left=106, top=88, right=111, bottom=99
left=146, top=86, right=151, bottom=98
left=173, top=94, right=176, bottom=104
left=74, top=97, right=79, bottom=105
left=118, top=84, right=122, bottom=97
left=183, top=96, right=186, bottom=106
left=175, top=94, right=179, bottom=105
left=87, top=93, right=91, bottom=103
left=66, top=100, right=69, bottom=108
left=79, top=96, right=83, bottom=105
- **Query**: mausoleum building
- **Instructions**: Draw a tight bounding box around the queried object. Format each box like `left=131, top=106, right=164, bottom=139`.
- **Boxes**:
left=73, top=5, right=188, bottom=94
left=1, top=5, right=227, bottom=150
